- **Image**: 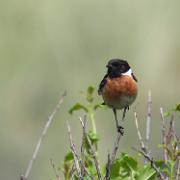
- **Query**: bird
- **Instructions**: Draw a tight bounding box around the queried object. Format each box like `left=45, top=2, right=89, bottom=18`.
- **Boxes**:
left=98, top=59, right=138, bottom=135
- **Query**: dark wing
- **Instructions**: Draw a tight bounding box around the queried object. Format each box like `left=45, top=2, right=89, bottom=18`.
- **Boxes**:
left=98, top=74, right=108, bottom=95
left=131, top=73, right=138, bottom=82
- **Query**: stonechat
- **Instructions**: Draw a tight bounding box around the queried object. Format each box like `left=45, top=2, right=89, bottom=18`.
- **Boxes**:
left=98, top=59, right=138, bottom=134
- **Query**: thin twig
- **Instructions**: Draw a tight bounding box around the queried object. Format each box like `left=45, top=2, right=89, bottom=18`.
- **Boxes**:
left=111, top=133, right=122, bottom=162
left=20, top=92, right=66, bottom=180
left=79, top=116, right=94, bottom=180
left=134, top=111, right=146, bottom=152
left=50, top=158, right=61, bottom=180
left=104, top=153, right=111, bottom=180
left=79, top=116, right=86, bottom=177
left=80, top=116, right=101, bottom=180
left=160, top=107, right=168, bottom=163
left=176, top=158, right=180, bottom=180
left=132, top=147, right=167, bottom=180
left=170, top=114, right=176, bottom=141
left=166, top=115, right=175, bottom=145
left=69, top=163, right=76, bottom=178
left=67, top=121, right=83, bottom=180
left=145, top=90, right=152, bottom=151
left=105, top=132, right=122, bottom=179
left=80, top=116, right=86, bottom=162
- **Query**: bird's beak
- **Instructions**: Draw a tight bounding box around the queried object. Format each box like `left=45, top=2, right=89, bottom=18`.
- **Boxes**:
left=106, top=64, right=112, bottom=68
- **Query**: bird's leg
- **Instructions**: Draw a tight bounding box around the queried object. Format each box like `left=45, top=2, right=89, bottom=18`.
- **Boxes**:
left=122, top=106, right=129, bottom=122
left=113, top=108, right=124, bottom=135
left=113, top=108, right=118, bottom=128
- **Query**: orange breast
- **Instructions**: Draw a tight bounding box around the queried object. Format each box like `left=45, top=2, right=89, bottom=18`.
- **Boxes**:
left=103, top=76, right=138, bottom=101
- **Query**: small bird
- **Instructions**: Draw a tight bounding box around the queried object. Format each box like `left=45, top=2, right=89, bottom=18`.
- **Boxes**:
left=98, top=59, right=138, bottom=135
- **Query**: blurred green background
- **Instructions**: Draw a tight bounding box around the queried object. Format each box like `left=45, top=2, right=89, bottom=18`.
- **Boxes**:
left=0, top=0, right=180, bottom=179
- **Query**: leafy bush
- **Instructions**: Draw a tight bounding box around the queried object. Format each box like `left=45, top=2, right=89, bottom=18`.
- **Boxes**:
left=59, top=87, right=180, bottom=180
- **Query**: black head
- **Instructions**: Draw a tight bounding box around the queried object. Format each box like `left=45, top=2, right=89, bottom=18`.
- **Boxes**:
left=106, top=59, right=130, bottom=78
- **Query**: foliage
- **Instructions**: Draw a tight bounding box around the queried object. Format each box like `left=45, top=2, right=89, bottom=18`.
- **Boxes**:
left=163, top=103, right=180, bottom=118
left=55, top=87, right=180, bottom=179
left=69, top=86, right=105, bottom=149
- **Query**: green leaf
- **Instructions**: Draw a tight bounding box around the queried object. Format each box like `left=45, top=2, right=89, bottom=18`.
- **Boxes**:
left=163, top=111, right=170, bottom=118
left=174, top=103, right=180, bottom=111
left=137, top=165, right=156, bottom=180
left=83, top=136, right=91, bottom=154
left=111, top=177, right=126, bottom=180
left=155, top=160, right=170, bottom=177
left=68, top=103, right=88, bottom=114
left=88, top=130, right=99, bottom=144
left=154, top=160, right=165, bottom=168
left=62, top=152, right=74, bottom=179
left=82, top=175, right=93, bottom=180
left=94, top=103, right=107, bottom=110
left=110, top=153, right=138, bottom=179
left=110, top=159, right=121, bottom=178
left=120, top=153, right=138, bottom=171
left=64, top=152, right=73, bottom=162
left=86, top=86, right=95, bottom=102
left=84, top=156, right=97, bottom=176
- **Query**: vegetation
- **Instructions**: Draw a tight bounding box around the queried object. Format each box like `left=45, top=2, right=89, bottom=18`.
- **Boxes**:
left=59, top=86, right=180, bottom=180
left=21, top=86, right=180, bottom=180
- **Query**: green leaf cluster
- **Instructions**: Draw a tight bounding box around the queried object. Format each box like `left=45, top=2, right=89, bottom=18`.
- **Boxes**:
left=69, top=86, right=106, bottom=144
left=69, top=86, right=106, bottom=115
left=110, top=153, right=156, bottom=180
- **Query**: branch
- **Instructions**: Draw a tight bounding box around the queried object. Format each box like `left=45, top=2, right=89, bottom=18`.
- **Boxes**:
left=50, top=158, right=61, bottom=180
left=80, top=116, right=86, bottom=162
left=80, top=116, right=101, bottom=180
left=145, top=90, right=152, bottom=151
left=134, top=111, right=146, bottom=152
left=105, top=153, right=111, bottom=180
left=132, top=147, right=167, bottom=180
left=105, top=132, right=123, bottom=179
left=160, top=107, right=168, bottom=163
left=166, top=114, right=175, bottom=145
left=67, top=121, right=83, bottom=180
left=20, top=92, right=66, bottom=180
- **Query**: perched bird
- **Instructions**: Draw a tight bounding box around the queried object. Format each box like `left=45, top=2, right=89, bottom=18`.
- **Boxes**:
left=98, top=59, right=138, bottom=135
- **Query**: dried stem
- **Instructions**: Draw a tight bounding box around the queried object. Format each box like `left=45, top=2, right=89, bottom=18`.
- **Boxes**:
left=79, top=116, right=94, bottom=179
left=145, top=90, right=152, bottom=151
left=80, top=116, right=101, bottom=180
left=111, top=133, right=122, bottom=162
left=105, top=153, right=111, bottom=180
left=132, top=147, right=167, bottom=180
left=67, top=121, right=83, bottom=180
left=20, top=92, right=66, bottom=180
left=166, top=115, right=175, bottom=145
left=160, top=107, right=168, bottom=163
left=80, top=116, right=86, bottom=161
left=50, top=159, right=61, bottom=180
left=69, top=164, right=76, bottom=178
left=105, top=132, right=123, bottom=179
left=134, top=111, right=146, bottom=152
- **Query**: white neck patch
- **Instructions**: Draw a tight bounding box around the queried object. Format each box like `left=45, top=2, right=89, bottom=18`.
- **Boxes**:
left=121, top=68, right=132, bottom=76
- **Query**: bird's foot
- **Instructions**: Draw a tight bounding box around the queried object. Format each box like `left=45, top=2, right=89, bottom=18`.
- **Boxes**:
left=117, top=126, right=124, bottom=135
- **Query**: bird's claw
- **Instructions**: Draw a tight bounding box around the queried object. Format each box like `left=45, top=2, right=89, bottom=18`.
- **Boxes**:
left=117, top=126, right=124, bottom=135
